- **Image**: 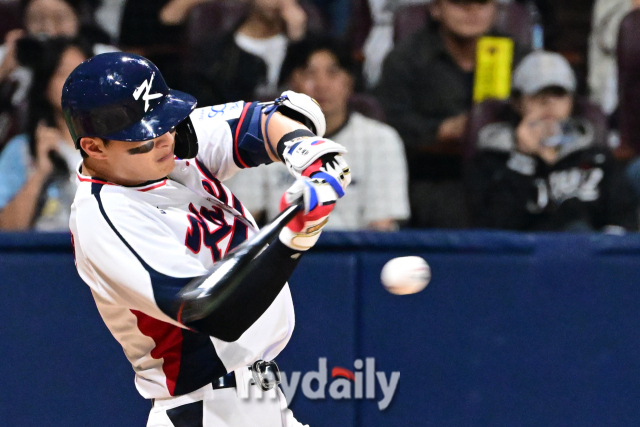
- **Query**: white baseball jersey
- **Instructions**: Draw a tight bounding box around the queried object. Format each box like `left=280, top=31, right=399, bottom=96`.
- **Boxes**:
left=69, top=102, right=295, bottom=400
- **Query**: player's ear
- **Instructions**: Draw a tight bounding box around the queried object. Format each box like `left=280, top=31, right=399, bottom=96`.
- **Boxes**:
left=80, top=137, right=108, bottom=160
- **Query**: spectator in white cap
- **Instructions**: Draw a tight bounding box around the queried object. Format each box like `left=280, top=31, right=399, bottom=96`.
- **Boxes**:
left=465, top=50, right=638, bottom=231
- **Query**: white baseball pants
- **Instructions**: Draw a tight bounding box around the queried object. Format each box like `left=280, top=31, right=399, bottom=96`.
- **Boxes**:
left=147, top=371, right=308, bottom=427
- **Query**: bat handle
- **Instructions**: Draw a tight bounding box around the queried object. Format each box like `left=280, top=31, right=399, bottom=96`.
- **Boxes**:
left=176, top=202, right=303, bottom=324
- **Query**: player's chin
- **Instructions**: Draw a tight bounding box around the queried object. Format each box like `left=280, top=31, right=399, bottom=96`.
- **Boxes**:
left=157, top=152, right=176, bottom=174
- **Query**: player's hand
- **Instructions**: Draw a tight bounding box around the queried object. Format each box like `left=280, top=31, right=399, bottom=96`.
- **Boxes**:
left=282, top=136, right=351, bottom=193
left=301, top=153, right=351, bottom=195
left=278, top=176, right=338, bottom=251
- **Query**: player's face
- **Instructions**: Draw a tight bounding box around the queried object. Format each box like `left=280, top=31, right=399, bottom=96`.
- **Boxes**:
left=25, top=0, right=80, bottom=37
left=90, top=131, right=177, bottom=186
left=431, top=0, right=497, bottom=39
left=47, top=46, right=86, bottom=111
left=295, top=50, right=353, bottom=118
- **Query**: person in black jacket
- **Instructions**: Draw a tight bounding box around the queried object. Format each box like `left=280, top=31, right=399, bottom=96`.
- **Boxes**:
left=374, top=0, right=529, bottom=229
left=466, top=51, right=638, bottom=231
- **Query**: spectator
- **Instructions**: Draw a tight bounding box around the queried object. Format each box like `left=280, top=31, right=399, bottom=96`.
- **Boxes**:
left=183, top=0, right=309, bottom=105
left=375, top=0, right=526, bottom=228
left=466, top=51, right=637, bottom=231
left=225, top=37, right=410, bottom=230
left=118, top=0, right=188, bottom=88
left=0, top=37, right=90, bottom=231
left=0, top=0, right=115, bottom=147
left=588, top=0, right=640, bottom=116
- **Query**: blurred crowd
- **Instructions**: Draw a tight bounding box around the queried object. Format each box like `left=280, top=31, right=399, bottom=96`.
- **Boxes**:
left=0, top=0, right=639, bottom=233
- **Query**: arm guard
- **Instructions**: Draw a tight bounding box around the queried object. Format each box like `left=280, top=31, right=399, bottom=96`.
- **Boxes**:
left=261, top=90, right=327, bottom=137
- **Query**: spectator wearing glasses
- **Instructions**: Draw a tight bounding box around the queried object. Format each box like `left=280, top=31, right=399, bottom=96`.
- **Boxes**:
left=466, top=51, right=637, bottom=232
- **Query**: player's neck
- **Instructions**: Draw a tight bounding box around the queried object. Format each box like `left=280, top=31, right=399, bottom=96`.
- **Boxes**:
left=237, top=14, right=283, bottom=39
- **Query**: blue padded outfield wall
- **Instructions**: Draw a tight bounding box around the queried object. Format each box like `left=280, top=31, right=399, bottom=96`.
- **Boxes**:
left=2, top=231, right=640, bottom=427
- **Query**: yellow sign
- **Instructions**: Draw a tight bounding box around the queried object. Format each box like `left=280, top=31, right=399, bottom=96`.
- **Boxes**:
left=473, top=37, right=515, bottom=103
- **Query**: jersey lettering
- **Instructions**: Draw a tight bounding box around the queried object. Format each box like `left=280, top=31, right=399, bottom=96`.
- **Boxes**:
left=196, top=158, right=229, bottom=204
left=184, top=204, right=232, bottom=262
left=549, top=167, right=603, bottom=203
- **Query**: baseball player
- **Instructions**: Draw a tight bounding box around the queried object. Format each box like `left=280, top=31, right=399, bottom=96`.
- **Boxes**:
left=62, top=52, right=350, bottom=427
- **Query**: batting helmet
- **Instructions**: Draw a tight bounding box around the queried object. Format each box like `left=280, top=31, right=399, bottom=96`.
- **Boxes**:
left=62, top=52, right=199, bottom=158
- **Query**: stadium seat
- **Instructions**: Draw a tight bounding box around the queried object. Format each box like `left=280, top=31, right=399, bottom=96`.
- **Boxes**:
left=617, top=9, right=640, bottom=155
left=0, top=0, right=21, bottom=41
left=393, top=1, right=533, bottom=48
left=462, top=97, right=608, bottom=160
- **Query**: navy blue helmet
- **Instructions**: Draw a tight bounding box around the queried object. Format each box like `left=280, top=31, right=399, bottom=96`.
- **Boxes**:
left=62, top=52, right=199, bottom=158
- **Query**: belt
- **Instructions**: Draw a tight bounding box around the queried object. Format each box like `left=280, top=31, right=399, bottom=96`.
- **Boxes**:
left=151, top=360, right=281, bottom=407
left=212, top=371, right=236, bottom=390
left=250, top=359, right=281, bottom=391
left=212, top=359, right=281, bottom=391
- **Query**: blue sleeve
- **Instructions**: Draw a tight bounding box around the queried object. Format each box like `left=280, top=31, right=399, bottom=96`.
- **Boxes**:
left=226, top=102, right=274, bottom=169
left=0, top=135, right=29, bottom=209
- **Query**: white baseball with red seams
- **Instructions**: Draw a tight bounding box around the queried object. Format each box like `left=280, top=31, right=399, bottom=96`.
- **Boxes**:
left=381, top=256, right=431, bottom=295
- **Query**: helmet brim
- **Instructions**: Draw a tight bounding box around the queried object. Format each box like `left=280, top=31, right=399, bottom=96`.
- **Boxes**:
left=102, top=89, right=197, bottom=142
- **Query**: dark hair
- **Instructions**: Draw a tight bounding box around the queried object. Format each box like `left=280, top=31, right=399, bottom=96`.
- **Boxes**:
left=17, top=36, right=91, bottom=170
left=279, top=36, right=356, bottom=87
left=20, top=0, right=84, bottom=17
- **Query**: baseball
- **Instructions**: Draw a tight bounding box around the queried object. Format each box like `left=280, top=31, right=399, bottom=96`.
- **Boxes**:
left=381, top=256, right=431, bottom=295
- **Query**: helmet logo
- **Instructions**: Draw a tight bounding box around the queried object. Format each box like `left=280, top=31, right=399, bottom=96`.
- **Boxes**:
left=133, top=72, right=163, bottom=112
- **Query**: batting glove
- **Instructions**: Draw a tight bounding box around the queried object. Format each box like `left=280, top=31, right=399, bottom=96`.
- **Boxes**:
left=281, top=137, right=351, bottom=193
left=279, top=176, right=339, bottom=251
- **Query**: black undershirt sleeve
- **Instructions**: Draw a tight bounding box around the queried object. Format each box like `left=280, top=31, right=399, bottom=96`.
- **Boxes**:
left=185, top=239, right=303, bottom=342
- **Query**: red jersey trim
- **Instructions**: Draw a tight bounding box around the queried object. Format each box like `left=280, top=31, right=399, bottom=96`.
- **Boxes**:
left=77, top=173, right=167, bottom=192
left=137, top=179, right=168, bottom=192
left=76, top=174, right=114, bottom=186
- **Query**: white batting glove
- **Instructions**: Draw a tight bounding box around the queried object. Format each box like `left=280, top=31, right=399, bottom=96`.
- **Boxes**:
left=279, top=176, right=339, bottom=251
left=282, top=137, right=351, bottom=193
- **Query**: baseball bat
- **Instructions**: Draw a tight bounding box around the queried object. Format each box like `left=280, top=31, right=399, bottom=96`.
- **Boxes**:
left=176, top=202, right=303, bottom=324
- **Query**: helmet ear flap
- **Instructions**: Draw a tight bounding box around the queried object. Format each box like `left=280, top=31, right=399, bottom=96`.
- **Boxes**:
left=174, top=117, right=199, bottom=159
